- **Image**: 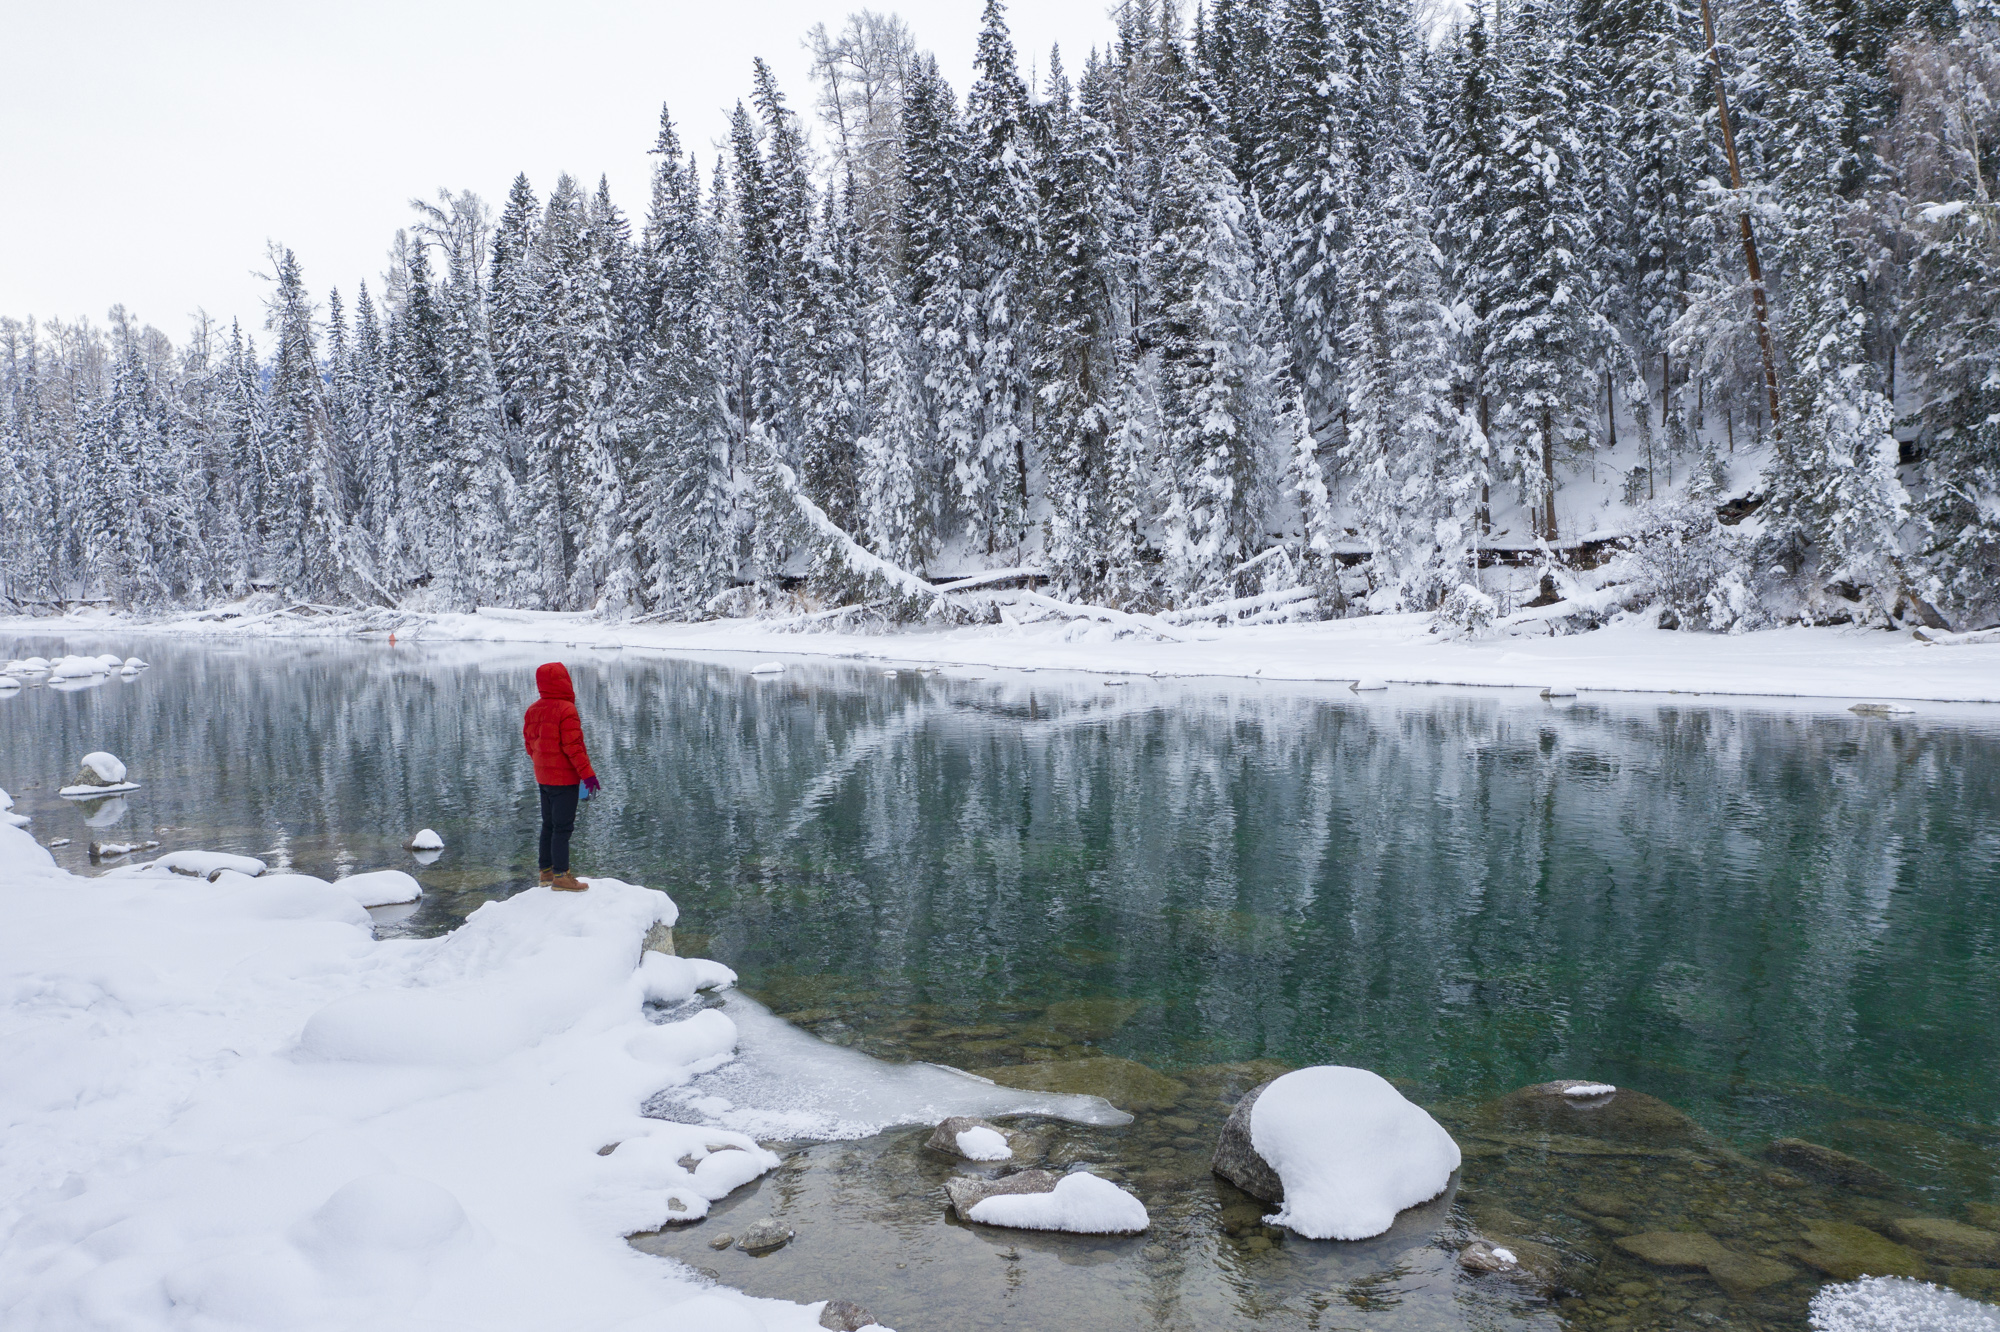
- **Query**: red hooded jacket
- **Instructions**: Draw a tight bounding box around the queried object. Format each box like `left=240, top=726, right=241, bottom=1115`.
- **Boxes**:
left=524, top=663, right=597, bottom=786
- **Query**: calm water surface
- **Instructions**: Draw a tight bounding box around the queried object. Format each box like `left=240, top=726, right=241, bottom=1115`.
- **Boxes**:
left=5, top=634, right=1997, bottom=1330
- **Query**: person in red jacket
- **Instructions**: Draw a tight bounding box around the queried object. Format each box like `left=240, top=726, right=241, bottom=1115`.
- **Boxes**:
left=523, top=662, right=600, bottom=891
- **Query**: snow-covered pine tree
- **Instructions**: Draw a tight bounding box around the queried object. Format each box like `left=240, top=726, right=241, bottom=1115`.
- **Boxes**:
left=960, top=0, right=1039, bottom=557
left=1758, top=0, right=1916, bottom=616
left=1889, top=10, right=2000, bottom=626
left=1484, top=0, right=1616, bottom=540
left=637, top=110, right=734, bottom=613
left=1032, top=48, right=1122, bottom=597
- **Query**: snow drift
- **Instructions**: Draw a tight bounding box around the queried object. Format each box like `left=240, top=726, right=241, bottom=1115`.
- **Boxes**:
left=0, top=823, right=878, bottom=1332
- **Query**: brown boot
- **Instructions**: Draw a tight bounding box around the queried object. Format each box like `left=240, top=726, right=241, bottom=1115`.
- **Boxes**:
left=551, top=872, right=588, bottom=892
left=539, top=869, right=556, bottom=885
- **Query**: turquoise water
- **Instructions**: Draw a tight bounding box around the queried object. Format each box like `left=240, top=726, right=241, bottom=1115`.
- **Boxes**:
left=5, top=635, right=1998, bottom=1327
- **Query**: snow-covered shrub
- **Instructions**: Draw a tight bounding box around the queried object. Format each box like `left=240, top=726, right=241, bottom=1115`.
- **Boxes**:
left=1432, top=583, right=1498, bottom=638
left=1627, top=498, right=1761, bottom=631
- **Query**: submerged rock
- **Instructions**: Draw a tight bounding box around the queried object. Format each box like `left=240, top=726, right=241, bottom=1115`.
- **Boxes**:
left=1618, top=1230, right=1795, bottom=1297
left=1887, top=1217, right=2000, bottom=1264
left=1765, top=1138, right=1897, bottom=1192
left=1480, top=1079, right=1702, bottom=1147
left=970, top=1056, right=1189, bottom=1113
left=1797, top=1221, right=1927, bottom=1280
left=1042, top=997, right=1146, bottom=1039
left=735, top=1216, right=793, bottom=1254
left=1617, top=1230, right=1731, bottom=1269
left=817, top=1299, right=875, bottom=1331
left=1458, top=1239, right=1522, bottom=1274
left=1947, top=1267, right=2000, bottom=1300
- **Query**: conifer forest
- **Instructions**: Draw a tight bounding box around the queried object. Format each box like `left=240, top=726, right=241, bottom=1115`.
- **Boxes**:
left=4, top=0, right=1997, bottom=632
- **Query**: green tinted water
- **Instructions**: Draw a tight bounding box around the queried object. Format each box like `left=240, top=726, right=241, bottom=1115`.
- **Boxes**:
left=5, top=635, right=1998, bottom=1328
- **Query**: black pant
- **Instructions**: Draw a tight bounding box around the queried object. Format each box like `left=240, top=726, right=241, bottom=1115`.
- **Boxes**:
left=538, top=782, right=580, bottom=873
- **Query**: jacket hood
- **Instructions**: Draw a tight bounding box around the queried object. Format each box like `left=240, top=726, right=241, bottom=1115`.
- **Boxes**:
left=535, top=662, right=575, bottom=702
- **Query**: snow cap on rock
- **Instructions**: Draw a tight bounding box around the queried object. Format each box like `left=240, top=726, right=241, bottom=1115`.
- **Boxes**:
left=1249, top=1066, right=1461, bottom=1240
left=405, top=828, right=444, bottom=851
left=80, top=752, right=127, bottom=784
left=965, top=1169, right=1149, bottom=1234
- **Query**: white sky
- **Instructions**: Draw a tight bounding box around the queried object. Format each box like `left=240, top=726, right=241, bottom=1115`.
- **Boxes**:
left=0, top=1, right=1121, bottom=342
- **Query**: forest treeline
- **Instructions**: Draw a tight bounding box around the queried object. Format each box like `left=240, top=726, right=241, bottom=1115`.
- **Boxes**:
left=2, top=0, right=1996, bottom=629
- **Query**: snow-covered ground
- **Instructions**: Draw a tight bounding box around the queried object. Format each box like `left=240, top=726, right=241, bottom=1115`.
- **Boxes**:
left=5, top=603, right=1998, bottom=704
left=0, top=826, right=1123, bottom=1331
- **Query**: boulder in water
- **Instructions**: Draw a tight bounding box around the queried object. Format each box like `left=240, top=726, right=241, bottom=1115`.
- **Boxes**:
left=403, top=829, right=444, bottom=852
left=817, top=1298, right=876, bottom=1331
left=1211, top=1081, right=1285, bottom=1203
left=734, top=1216, right=793, bottom=1254
left=925, top=1116, right=1015, bottom=1162
left=1211, top=1066, right=1459, bottom=1241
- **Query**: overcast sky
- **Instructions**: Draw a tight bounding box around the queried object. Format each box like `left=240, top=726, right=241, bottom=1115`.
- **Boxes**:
left=1, top=1, right=1121, bottom=343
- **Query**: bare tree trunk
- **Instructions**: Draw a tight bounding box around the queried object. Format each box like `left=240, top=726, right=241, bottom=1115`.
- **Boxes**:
left=1699, top=0, right=1782, bottom=434
left=1540, top=408, right=1558, bottom=540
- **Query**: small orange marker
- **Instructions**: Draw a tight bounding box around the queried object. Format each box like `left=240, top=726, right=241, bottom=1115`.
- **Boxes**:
left=389, top=633, right=397, bottom=645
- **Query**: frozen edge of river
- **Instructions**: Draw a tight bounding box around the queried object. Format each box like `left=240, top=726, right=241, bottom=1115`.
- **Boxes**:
left=5, top=605, right=2000, bottom=704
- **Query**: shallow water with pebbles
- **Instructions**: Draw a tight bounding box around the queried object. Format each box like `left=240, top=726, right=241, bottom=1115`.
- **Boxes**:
left=633, top=1017, right=2000, bottom=1331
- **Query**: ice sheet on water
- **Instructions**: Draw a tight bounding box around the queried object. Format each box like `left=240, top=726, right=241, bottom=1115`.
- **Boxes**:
left=647, top=991, right=1135, bottom=1139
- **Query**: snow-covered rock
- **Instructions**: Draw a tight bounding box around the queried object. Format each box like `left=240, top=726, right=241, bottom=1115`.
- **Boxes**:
left=153, top=849, right=268, bottom=880
left=956, top=1125, right=1012, bottom=1161
left=48, top=654, right=113, bottom=680
left=79, top=752, right=127, bottom=784
left=332, top=870, right=423, bottom=908
left=1809, top=1276, right=2000, bottom=1331
left=3, top=656, right=51, bottom=675
left=1563, top=1081, right=1617, bottom=1098
left=959, top=1169, right=1149, bottom=1234
left=0, top=788, right=26, bottom=829
left=403, top=828, right=444, bottom=851
left=749, top=661, right=785, bottom=676
left=59, top=751, right=141, bottom=797
left=0, top=674, right=19, bottom=691
left=123, top=656, right=149, bottom=669
left=1351, top=677, right=1387, bottom=691
left=1213, top=1066, right=1461, bottom=1241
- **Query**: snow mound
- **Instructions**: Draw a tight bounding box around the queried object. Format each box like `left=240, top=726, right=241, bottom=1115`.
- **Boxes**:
left=1809, top=1277, right=2000, bottom=1331
left=0, top=790, right=25, bottom=828
left=405, top=828, right=445, bottom=850
left=749, top=661, right=785, bottom=676
left=1563, top=1081, right=1617, bottom=1097
left=332, top=870, right=423, bottom=907
left=955, top=1125, right=1012, bottom=1160
left=48, top=654, right=114, bottom=679
left=3, top=656, right=51, bottom=674
left=0, top=675, right=19, bottom=690
left=966, top=1171, right=1149, bottom=1233
left=153, top=849, right=268, bottom=879
left=124, top=656, right=149, bottom=669
left=637, top=951, right=735, bottom=1005
left=1250, top=1066, right=1462, bottom=1240
left=659, top=1293, right=769, bottom=1332
left=80, top=751, right=128, bottom=784
left=0, top=829, right=850, bottom=1330
left=1351, top=677, right=1387, bottom=691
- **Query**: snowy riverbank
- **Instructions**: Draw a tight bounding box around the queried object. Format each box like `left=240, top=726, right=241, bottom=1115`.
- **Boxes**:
left=5, top=603, right=1999, bottom=704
